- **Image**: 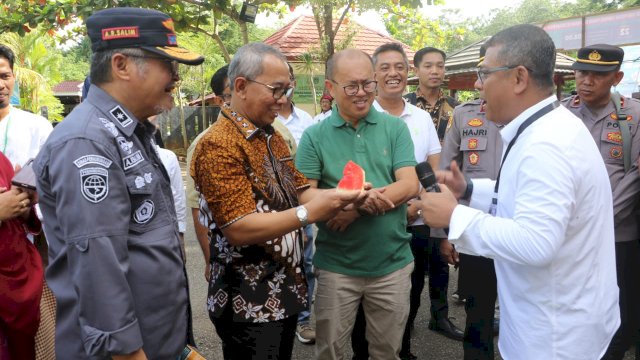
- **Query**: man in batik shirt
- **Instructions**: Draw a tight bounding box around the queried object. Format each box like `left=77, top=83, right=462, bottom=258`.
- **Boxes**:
left=191, top=42, right=364, bottom=360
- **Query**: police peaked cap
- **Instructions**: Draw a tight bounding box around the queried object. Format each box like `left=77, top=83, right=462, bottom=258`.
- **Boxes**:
left=86, top=7, right=204, bottom=65
left=571, top=44, right=624, bottom=72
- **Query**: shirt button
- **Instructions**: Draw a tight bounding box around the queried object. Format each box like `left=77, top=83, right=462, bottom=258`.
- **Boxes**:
left=357, top=134, right=361, bottom=138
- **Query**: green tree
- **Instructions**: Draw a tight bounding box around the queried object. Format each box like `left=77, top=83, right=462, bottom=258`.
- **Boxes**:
left=59, top=37, right=92, bottom=81
left=0, top=31, right=64, bottom=120
left=305, top=0, right=423, bottom=61
left=383, top=3, right=466, bottom=53
left=0, top=0, right=290, bottom=63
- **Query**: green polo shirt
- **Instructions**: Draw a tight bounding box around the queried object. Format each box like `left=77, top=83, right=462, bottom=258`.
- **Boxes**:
left=296, top=105, right=416, bottom=277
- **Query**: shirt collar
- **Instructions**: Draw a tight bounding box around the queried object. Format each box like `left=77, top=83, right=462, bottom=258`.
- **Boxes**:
left=221, top=104, right=262, bottom=140
left=372, top=98, right=411, bottom=119
left=86, top=85, right=139, bottom=137
left=416, top=87, right=444, bottom=102
left=278, top=104, right=301, bottom=124
left=501, top=95, right=557, bottom=145
left=328, top=104, right=379, bottom=127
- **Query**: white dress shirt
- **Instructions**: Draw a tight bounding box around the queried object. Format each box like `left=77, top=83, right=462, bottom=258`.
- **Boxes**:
left=157, top=146, right=186, bottom=233
left=313, top=109, right=332, bottom=123
left=0, top=105, right=53, bottom=167
left=449, top=96, right=620, bottom=359
left=277, top=105, right=315, bottom=145
left=373, top=99, right=441, bottom=226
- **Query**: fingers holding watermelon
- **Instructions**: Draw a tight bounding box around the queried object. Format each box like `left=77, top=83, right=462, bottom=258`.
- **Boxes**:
left=305, top=188, right=367, bottom=224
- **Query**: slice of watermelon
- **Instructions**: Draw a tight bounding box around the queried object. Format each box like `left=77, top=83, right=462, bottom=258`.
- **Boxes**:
left=337, top=160, right=365, bottom=191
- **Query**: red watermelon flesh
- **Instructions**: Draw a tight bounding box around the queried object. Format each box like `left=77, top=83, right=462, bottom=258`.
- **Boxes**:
left=337, top=160, right=365, bottom=191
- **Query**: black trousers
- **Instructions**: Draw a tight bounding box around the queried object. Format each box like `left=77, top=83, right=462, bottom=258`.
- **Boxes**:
left=459, top=253, right=497, bottom=360
left=352, top=228, right=450, bottom=358
left=212, top=306, right=297, bottom=360
left=601, top=240, right=640, bottom=360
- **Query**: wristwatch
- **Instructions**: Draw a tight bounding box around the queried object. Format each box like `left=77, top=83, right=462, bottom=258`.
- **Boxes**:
left=295, top=205, right=309, bottom=227
left=461, top=174, right=474, bottom=201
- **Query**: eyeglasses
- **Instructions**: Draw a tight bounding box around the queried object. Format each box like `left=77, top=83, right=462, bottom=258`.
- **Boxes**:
left=476, top=65, right=518, bottom=84
left=328, top=79, right=377, bottom=96
left=125, top=54, right=179, bottom=77
left=247, top=79, right=294, bottom=100
left=221, top=93, right=232, bottom=102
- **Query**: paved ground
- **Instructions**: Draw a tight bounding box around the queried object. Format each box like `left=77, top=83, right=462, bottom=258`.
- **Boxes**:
left=180, top=163, right=635, bottom=360
left=184, top=207, right=477, bottom=360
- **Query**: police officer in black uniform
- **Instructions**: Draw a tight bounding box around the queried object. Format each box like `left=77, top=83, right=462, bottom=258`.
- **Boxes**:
left=34, top=8, right=204, bottom=359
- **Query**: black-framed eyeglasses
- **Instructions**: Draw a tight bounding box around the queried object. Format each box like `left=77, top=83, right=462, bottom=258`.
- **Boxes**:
left=125, top=54, right=179, bottom=77
left=247, top=79, right=294, bottom=100
left=221, top=93, right=232, bottom=102
left=328, top=79, right=377, bottom=96
left=476, top=65, right=518, bottom=84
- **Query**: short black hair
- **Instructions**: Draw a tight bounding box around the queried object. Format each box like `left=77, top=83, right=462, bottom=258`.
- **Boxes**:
left=0, top=45, right=15, bottom=70
left=413, top=47, right=446, bottom=67
left=484, top=24, right=555, bottom=90
left=372, top=42, right=409, bottom=68
left=210, top=64, right=229, bottom=96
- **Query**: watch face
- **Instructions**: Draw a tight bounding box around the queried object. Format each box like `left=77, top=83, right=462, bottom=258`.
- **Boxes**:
left=296, top=206, right=308, bottom=223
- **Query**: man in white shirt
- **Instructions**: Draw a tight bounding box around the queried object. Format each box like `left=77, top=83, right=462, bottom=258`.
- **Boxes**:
left=276, top=64, right=315, bottom=145
left=0, top=46, right=52, bottom=167
left=420, top=24, right=619, bottom=359
left=277, top=63, right=318, bottom=345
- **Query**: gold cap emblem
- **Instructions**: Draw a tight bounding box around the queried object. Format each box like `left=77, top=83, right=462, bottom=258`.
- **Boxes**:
left=588, top=50, right=602, bottom=61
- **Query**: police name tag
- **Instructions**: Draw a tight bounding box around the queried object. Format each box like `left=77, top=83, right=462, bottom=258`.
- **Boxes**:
left=123, top=150, right=144, bottom=170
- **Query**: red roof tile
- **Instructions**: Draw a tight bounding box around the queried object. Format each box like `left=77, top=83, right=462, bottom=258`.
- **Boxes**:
left=264, top=15, right=415, bottom=61
left=52, top=80, right=83, bottom=94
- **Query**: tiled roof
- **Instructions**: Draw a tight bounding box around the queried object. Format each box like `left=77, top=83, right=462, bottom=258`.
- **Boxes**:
left=264, top=15, right=415, bottom=60
left=52, top=80, right=83, bottom=95
left=445, top=37, right=576, bottom=76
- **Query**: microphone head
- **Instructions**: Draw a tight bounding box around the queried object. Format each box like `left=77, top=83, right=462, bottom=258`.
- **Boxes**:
left=415, top=161, right=439, bottom=192
left=416, top=161, right=435, bottom=185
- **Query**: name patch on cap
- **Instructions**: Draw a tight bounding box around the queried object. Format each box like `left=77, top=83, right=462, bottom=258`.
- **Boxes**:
left=102, top=26, right=140, bottom=41
left=167, top=34, right=177, bottom=45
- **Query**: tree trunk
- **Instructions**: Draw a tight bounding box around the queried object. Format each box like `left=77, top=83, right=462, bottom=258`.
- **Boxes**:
left=240, top=21, right=249, bottom=45
left=323, top=4, right=334, bottom=59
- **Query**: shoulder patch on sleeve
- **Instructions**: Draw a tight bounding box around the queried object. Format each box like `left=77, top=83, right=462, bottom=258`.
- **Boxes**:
left=74, top=155, right=113, bottom=168
left=80, top=167, right=109, bottom=203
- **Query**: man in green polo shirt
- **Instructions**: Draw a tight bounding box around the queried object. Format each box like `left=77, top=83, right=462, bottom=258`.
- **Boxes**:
left=296, top=48, right=419, bottom=360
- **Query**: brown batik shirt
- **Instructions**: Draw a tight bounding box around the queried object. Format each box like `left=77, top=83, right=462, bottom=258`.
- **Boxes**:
left=413, top=87, right=458, bottom=142
left=191, top=105, right=310, bottom=323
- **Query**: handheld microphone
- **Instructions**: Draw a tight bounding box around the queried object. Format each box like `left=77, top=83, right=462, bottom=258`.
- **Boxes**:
left=415, top=161, right=441, bottom=193
left=415, top=161, right=452, bottom=248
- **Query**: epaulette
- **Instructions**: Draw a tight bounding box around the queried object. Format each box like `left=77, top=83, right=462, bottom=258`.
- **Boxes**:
left=455, top=99, right=484, bottom=113
left=560, top=95, right=580, bottom=107
left=445, top=96, right=459, bottom=108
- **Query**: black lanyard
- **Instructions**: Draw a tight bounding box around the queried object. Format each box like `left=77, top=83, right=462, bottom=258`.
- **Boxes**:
left=490, top=101, right=559, bottom=214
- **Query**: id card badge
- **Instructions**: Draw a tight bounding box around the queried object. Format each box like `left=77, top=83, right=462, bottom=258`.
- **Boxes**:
left=489, top=194, right=498, bottom=217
